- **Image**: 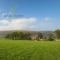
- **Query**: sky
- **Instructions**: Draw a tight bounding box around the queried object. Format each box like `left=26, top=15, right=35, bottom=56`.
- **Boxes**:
left=0, top=0, right=60, bottom=31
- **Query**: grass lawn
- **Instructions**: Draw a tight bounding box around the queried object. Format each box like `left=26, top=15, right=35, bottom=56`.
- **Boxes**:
left=0, top=39, right=60, bottom=60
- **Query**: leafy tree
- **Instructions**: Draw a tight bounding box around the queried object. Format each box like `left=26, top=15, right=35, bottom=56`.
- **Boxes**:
left=47, top=33, right=55, bottom=41
left=5, top=31, right=31, bottom=40
left=54, top=29, right=60, bottom=39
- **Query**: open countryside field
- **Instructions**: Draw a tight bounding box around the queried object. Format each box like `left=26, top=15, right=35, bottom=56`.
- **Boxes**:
left=0, top=40, right=60, bottom=60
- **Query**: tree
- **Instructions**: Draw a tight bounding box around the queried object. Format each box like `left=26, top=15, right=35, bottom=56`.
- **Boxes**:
left=5, top=31, right=31, bottom=40
left=38, top=33, right=43, bottom=39
left=54, top=29, right=60, bottom=39
left=47, top=33, right=55, bottom=41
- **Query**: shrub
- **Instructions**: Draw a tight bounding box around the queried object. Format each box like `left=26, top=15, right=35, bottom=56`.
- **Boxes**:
left=48, top=37, right=55, bottom=41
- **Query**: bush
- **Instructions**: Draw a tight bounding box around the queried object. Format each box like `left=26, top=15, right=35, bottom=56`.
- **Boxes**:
left=48, top=37, right=55, bottom=41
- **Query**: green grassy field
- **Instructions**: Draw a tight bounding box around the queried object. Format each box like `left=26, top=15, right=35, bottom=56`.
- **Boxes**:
left=0, top=40, right=60, bottom=60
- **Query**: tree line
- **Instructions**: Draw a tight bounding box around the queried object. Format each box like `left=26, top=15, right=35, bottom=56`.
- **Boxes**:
left=5, top=29, right=60, bottom=41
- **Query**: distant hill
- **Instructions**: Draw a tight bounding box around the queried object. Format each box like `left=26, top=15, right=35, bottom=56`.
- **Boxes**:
left=0, top=30, right=52, bottom=38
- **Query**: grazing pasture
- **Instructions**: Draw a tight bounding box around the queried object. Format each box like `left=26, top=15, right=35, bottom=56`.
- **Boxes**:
left=0, top=40, right=60, bottom=60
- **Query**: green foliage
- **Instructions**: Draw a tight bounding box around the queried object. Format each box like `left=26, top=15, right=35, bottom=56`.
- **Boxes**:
left=5, top=31, right=43, bottom=40
left=5, top=31, right=57, bottom=41
left=48, top=37, right=55, bottom=41
left=54, top=29, right=60, bottom=39
left=47, top=33, right=55, bottom=41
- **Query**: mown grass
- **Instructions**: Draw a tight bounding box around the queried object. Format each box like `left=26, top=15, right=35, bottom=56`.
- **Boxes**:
left=0, top=40, right=60, bottom=60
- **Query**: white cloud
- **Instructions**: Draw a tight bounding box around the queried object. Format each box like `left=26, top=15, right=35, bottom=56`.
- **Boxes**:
left=0, top=16, right=58, bottom=31
left=0, top=17, right=37, bottom=30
